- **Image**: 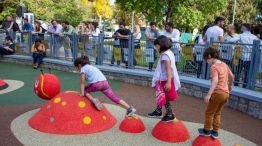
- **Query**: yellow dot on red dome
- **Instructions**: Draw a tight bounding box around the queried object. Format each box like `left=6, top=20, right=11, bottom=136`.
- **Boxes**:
left=102, top=116, right=107, bottom=120
left=173, top=118, right=178, bottom=122
left=61, top=101, right=67, bottom=106
left=78, top=101, right=86, bottom=108
left=54, top=97, right=61, bottom=103
left=83, top=116, right=91, bottom=125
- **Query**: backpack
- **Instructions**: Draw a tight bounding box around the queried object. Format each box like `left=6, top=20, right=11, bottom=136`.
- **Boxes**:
left=13, top=22, right=20, bottom=32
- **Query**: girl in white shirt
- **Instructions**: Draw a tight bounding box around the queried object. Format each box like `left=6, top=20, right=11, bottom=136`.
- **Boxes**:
left=74, top=56, right=136, bottom=116
left=148, top=35, right=181, bottom=122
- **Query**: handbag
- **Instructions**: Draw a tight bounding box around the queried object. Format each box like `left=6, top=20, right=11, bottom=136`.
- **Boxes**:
left=154, top=55, right=166, bottom=108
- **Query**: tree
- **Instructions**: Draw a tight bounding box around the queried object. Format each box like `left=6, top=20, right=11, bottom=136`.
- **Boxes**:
left=219, top=0, right=257, bottom=31
left=20, top=0, right=87, bottom=26
left=94, top=0, right=113, bottom=20
left=113, top=4, right=143, bottom=26
left=0, top=0, right=19, bottom=21
left=115, top=0, right=228, bottom=32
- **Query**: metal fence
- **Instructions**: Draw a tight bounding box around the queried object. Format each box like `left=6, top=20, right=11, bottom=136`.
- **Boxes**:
left=0, top=30, right=261, bottom=90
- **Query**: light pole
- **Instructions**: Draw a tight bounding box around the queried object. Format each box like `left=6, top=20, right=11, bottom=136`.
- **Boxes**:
left=232, top=0, right=237, bottom=24
left=131, top=10, right=135, bottom=32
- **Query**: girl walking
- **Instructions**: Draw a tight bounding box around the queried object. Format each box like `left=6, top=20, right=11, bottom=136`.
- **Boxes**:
left=148, top=35, right=181, bottom=122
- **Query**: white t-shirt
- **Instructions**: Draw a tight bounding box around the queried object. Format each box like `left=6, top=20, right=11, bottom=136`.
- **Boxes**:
left=80, top=64, right=107, bottom=84
left=162, top=29, right=180, bottom=43
left=197, top=35, right=205, bottom=44
left=92, top=28, right=100, bottom=37
left=205, top=25, right=224, bottom=42
left=145, top=27, right=159, bottom=39
left=160, top=54, right=173, bottom=81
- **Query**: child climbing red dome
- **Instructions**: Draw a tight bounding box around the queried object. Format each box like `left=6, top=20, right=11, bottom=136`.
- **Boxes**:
left=29, top=91, right=117, bottom=134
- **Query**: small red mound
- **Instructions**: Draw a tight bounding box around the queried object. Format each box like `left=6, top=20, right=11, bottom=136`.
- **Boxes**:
left=34, top=73, right=60, bottom=100
left=152, top=119, right=190, bottom=143
left=0, top=79, right=8, bottom=90
left=192, top=136, right=221, bottom=146
left=29, top=91, right=117, bottom=134
left=119, top=116, right=145, bottom=133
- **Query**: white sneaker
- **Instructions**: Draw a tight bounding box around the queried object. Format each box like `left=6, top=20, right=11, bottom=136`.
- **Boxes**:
left=126, top=106, right=136, bottom=117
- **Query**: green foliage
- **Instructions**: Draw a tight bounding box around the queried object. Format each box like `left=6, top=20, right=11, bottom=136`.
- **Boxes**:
left=115, top=0, right=228, bottom=32
left=53, top=0, right=85, bottom=27
left=1, top=0, right=89, bottom=27
left=0, top=6, right=16, bottom=22
left=219, top=0, right=257, bottom=30
left=21, top=0, right=86, bottom=27
left=257, top=0, right=262, bottom=14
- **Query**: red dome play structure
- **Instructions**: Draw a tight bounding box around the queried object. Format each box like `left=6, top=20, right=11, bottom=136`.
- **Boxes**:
left=119, top=116, right=145, bottom=133
left=152, top=119, right=190, bottom=143
left=34, top=73, right=60, bottom=100
left=0, top=79, right=8, bottom=90
left=192, top=136, right=221, bottom=146
left=28, top=92, right=117, bottom=134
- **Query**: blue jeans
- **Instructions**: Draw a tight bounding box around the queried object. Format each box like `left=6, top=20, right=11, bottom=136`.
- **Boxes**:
left=32, top=53, right=44, bottom=65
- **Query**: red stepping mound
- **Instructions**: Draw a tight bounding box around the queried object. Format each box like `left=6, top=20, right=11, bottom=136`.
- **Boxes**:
left=0, top=79, right=8, bottom=90
left=152, top=119, right=190, bottom=143
left=192, top=136, right=221, bottom=146
left=119, top=116, right=145, bottom=133
left=34, top=73, right=61, bottom=100
left=29, top=91, right=117, bottom=134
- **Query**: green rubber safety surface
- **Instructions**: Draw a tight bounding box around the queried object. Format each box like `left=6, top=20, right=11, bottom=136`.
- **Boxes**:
left=0, top=62, right=122, bottom=105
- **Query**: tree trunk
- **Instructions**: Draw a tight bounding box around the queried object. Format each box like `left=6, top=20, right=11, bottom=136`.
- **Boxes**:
left=165, top=0, right=173, bottom=24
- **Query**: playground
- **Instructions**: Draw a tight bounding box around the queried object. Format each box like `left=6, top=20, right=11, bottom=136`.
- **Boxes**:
left=0, top=62, right=262, bottom=146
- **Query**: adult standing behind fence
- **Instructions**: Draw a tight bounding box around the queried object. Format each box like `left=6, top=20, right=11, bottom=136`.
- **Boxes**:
left=48, top=20, right=63, bottom=35
left=145, top=22, right=160, bottom=71
left=1, top=16, right=14, bottom=39
left=194, top=25, right=210, bottom=78
left=60, top=21, right=77, bottom=58
left=83, top=22, right=100, bottom=64
left=228, top=23, right=259, bottom=88
left=162, top=22, right=180, bottom=43
left=21, top=18, right=34, bottom=32
left=33, top=21, right=44, bottom=41
left=60, top=21, right=76, bottom=36
left=204, top=16, right=225, bottom=43
left=162, top=22, right=181, bottom=63
left=220, top=24, right=239, bottom=66
left=112, top=21, right=131, bottom=67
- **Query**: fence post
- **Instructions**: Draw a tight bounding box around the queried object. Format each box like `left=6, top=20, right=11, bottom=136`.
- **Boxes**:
left=128, top=34, right=134, bottom=69
left=203, top=38, right=213, bottom=79
left=97, top=33, right=104, bottom=65
left=247, top=40, right=261, bottom=89
left=50, top=34, right=55, bottom=58
left=29, top=32, right=33, bottom=56
left=73, top=34, right=78, bottom=60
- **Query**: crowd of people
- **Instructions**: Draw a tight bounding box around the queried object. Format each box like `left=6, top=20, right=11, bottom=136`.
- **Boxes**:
left=0, top=15, right=261, bottom=85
